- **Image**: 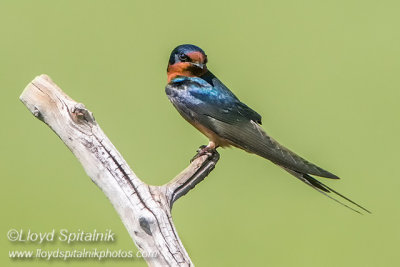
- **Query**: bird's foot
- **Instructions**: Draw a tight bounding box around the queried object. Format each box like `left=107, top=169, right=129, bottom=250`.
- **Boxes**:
left=190, top=145, right=215, bottom=162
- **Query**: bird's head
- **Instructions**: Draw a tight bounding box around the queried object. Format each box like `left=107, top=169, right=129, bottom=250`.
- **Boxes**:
left=167, top=44, right=208, bottom=82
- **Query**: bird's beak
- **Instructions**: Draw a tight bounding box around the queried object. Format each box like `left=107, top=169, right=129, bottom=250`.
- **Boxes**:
left=192, top=62, right=205, bottom=70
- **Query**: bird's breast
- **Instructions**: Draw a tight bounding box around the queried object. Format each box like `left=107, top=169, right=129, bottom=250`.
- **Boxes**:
left=189, top=119, right=231, bottom=148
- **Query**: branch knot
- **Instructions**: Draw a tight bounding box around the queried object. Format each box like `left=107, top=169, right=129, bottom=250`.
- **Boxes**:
left=72, top=103, right=95, bottom=124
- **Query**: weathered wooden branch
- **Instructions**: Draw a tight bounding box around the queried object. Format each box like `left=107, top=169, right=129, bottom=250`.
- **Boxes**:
left=19, top=74, right=219, bottom=266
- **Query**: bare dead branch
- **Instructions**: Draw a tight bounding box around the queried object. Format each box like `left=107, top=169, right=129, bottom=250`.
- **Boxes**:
left=19, top=74, right=219, bottom=266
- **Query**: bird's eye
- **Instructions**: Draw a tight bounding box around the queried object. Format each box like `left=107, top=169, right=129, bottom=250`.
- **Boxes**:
left=178, top=53, right=189, bottom=62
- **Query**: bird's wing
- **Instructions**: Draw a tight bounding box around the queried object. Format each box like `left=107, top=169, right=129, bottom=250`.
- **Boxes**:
left=197, top=113, right=339, bottom=179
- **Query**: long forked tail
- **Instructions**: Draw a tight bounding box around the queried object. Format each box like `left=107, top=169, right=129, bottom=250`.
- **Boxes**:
left=282, top=167, right=371, bottom=214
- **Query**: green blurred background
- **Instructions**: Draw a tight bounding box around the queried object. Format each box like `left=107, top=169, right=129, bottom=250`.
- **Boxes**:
left=1, top=0, right=399, bottom=266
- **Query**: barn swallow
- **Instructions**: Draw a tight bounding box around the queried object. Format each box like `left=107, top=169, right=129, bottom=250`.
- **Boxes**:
left=165, top=44, right=369, bottom=213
